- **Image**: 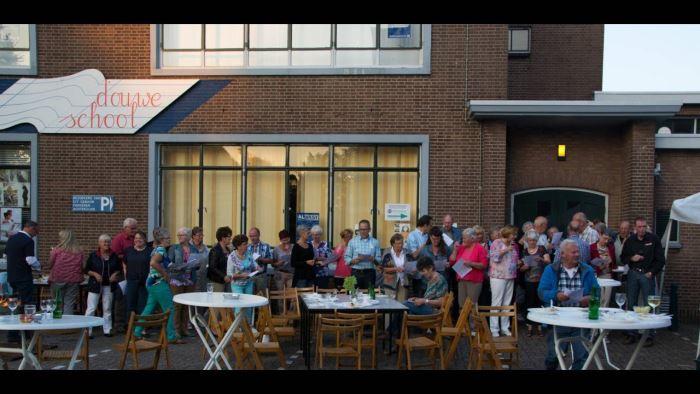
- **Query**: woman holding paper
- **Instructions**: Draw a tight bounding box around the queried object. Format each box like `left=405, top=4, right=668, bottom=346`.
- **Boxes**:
left=227, top=234, right=262, bottom=320
left=519, top=230, right=550, bottom=336
left=488, top=226, right=519, bottom=337
left=167, top=227, right=201, bottom=338
left=419, top=226, right=452, bottom=278
left=449, top=227, right=488, bottom=309
left=380, top=233, right=411, bottom=301
left=589, top=223, right=616, bottom=307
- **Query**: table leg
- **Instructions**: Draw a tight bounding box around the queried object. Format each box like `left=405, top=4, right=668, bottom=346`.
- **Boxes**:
left=18, top=331, right=41, bottom=370
left=581, top=329, right=607, bottom=370
left=592, top=328, right=620, bottom=370
left=625, top=330, right=649, bottom=370
left=67, top=329, right=86, bottom=370
left=192, top=306, right=230, bottom=371
left=552, top=326, right=567, bottom=370
left=207, top=310, right=248, bottom=370
left=303, top=303, right=311, bottom=370
left=388, top=312, right=395, bottom=355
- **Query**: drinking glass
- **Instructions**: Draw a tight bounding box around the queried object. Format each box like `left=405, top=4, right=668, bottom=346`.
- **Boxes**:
left=7, top=297, right=18, bottom=320
left=207, top=283, right=214, bottom=295
left=24, top=305, right=36, bottom=318
left=647, top=295, right=661, bottom=315
left=40, top=299, right=49, bottom=320
left=46, top=299, right=55, bottom=319
left=615, top=293, right=626, bottom=311
left=330, top=289, right=338, bottom=303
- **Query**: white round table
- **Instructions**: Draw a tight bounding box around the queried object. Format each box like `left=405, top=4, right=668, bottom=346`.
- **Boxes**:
left=173, top=292, right=268, bottom=370
left=0, top=314, right=104, bottom=370
left=528, top=307, right=671, bottom=370
left=597, top=278, right=621, bottom=288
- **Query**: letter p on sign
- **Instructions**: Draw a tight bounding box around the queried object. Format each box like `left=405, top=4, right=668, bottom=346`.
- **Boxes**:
left=100, top=196, right=113, bottom=212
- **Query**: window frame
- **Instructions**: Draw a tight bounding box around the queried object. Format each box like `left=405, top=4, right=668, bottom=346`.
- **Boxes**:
left=151, top=24, right=431, bottom=75
left=508, top=26, right=531, bottom=56
left=0, top=24, right=37, bottom=76
left=655, top=209, right=681, bottom=248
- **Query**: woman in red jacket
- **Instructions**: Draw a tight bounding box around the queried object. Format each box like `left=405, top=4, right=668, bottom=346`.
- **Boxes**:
left=589, top=223, right=616, bottom=307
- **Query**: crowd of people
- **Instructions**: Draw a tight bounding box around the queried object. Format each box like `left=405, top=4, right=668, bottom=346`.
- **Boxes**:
left=1, top=210, right=666, bottom=370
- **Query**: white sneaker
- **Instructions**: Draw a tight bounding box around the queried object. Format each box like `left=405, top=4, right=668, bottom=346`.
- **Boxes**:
left=491, top=331, right=500, bottom=337
left=501, top=329, right=512, bottom=336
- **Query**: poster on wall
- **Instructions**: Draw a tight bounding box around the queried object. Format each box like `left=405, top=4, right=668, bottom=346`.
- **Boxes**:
left=393, top=222, right=411, bottom=241
left=385, top=203, right=411, bottom=221
left=1, top=207, right=22, bottom=241
left=296, top=212, right=320, bottom=242
left=2, top=183, right=20, bottom=207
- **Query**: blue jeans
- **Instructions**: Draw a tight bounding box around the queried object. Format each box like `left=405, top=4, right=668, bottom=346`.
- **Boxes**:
left=391, top=301, right=436, bottom=335
left=545, top=326, right=588, bottom=370
left=626, top=269, right=656, bottom=338
left=126, top=280, right=148, bottom=319
left=232, top=281, right=254, bottom=321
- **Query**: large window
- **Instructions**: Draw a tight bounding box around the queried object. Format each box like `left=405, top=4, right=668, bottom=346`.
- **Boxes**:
left=656, top=117, right=698, bottom=135
left=0, top=24, right=36, bottom=75
left=159, top=143, right=420, bottom=247
left=0, top=143, right=32, bottom=256
left=153, top=24, right=429, bottom=75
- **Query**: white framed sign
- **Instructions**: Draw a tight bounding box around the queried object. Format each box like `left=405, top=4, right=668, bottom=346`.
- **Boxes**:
left=0, top=69, right=198, bottom=134
left=385, top=203, right=410, bottom=221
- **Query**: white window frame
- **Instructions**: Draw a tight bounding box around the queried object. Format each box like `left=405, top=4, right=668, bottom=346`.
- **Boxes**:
left=150, top=24, right=431, bottom=76
left=0, top=24, right=37, bottom=75
left=508, top=26, right=531, bottom=56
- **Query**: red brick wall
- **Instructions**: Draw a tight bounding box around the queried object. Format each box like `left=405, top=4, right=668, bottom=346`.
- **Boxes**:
left=37, top=135, right=149, bottom=266
left=506, top=126, right=625, bottom=227
left=621, top=121, right=656, bottom=222
left=508, top=24, right=604, bottom=100
left=655, top=150, right=700, bottom=322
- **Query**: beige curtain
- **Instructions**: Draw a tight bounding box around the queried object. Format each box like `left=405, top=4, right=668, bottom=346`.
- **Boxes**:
left=203, top=170, right=241, bottom=245
left=376, top=172, right=417, bottom=248
left=247, top=171, right=285, bottom=242
left=293, top=171, right=328, bottom=234
left=162, top=170, right=199, bottom=244
left=333, top=171, right=373, bottom=240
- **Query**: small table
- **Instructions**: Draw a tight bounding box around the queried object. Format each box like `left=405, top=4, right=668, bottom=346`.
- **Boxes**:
left=0, top=314, right=104, bottom=370
left=173, top=292, right=268, bottom=370
left=597, top=278, right=621, bottom=288
left=528, top=307, right=671, bottom=370
left=299, top=293, right=409, bottom=370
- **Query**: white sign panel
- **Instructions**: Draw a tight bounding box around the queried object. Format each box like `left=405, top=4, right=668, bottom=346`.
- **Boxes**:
left=0, top=69, right=198, bottom=134
left=385, top=203, right=410, bottom=221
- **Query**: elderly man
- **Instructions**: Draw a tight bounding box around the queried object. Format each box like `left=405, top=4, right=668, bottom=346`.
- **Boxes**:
left=534, top=216, right=550, bottom=249
left=344, top=219, right=382, bottom=289
left=538, top=238, right=597, bottom=370
left=247, top=227, right=273, bottom=294
left=553, top=221, right=592, bottom=265
left=441, top=215, right=462, bottom=244
left=111, top=218, right=136, bottom=334
left=621, top=217, right=665, bottom=347
left=573, top=212, right=599, bottom=245
left=611, top=220, right=631, bottom=264
left=406, top=215, right=432, bottom=260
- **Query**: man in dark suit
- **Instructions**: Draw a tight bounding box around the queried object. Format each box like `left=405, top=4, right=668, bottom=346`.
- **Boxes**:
left=6, top=220, right=40, bottom=343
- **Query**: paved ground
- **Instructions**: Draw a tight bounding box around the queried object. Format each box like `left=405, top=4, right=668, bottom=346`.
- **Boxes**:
left=2, top=319, right=698, bottom=370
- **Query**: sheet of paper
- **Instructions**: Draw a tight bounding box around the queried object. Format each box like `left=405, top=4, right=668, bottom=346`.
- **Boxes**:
left=522, top=255, right=535, bottom=267
left=551, top=232, right=563, bottom=248
left=442, top=233, right=454, bottom=247
left=434, top=257, right=448, bottom=272
left=404, top=260, right=417, bottom=275
left=590, top=257, right=606, bottom=267
left=452, top=259, right=472, bottom=279
left=252, top=252, right=261, bottom=262
left=118, top=280, right=127, bottom=294
left=247, top=270, right=260, bottom=278
left=561, top=288, right=584, bottom=307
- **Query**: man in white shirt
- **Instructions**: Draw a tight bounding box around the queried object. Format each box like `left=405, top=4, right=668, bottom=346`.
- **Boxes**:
left=574, top=212, right=599, bottom=245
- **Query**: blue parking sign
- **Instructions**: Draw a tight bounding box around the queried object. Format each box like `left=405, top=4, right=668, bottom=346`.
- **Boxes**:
left=72, top=195, right=115, bottom=213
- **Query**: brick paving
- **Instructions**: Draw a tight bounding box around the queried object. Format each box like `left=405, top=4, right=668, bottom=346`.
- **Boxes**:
left=2, top=320, right=697, bottom=371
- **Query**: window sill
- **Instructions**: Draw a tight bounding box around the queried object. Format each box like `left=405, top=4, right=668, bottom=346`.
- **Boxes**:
left=667, top=241, right=682, bottom=250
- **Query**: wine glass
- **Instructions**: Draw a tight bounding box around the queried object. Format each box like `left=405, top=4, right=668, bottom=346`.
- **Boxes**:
left=615, top=293, right=626, bottom=311
left=46, top=299, right=55, bottom=319
left=7, top=297, right=19, bottom=320
left=40, top=299, right=49, bottom=320
left=647, top=295, right=661, bottom=315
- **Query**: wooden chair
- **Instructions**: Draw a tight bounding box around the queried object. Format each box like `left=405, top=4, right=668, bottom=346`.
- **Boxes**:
left=114, top=310, right=171, bottom=370
left=476, top=304, right=519, bottom=367
left=36, top=329, right=90, bottom=369
left=440, top=292, right=455, bottom=327
left=468, top=311, right=505, bottom=370
left=242, top=304, right=286, bottom=369
left=316, top=316, right=363, bottom=370
left=315, top=287, right=338, bottom=294
left=440, top=298, right=474, bottom=368
left=208, top=307, right=263, bottom=369
left=265, top=288, right=300, bottom=339
left=396, top=312, right=445, bottom=370
left=335, top=311, right=379, bottom=369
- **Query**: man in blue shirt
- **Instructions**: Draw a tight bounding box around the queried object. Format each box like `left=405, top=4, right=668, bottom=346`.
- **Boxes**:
left=406, top=215, right=432, bottom=260
left=344, top=219, right=382, bottom=289
left=553, top=221, right=591, bottom=265
left=441, top=215, right=462, bottom=244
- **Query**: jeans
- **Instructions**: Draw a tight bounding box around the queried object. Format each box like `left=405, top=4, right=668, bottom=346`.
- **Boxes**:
left=232, top=281, right=254, bottom=321
left=352, top=269, right=376, bottom=289
left=135, top=281, right=178, bottom=341
left=50, top=282, right=80, bottom=315
left=626, top=269, right=656, bottom=338
left=7, top=280, right=34, bottom=342
left=391, top=300, right=437, bottom=335
left=545, top=326, right=588, bottom=370
left=126, top=280, right=148, bottom=321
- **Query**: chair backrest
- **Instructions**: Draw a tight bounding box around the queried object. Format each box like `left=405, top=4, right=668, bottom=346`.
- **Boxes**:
left=318, top=316, right=363, bottom=334
left=335, top=311, right=378, bottom=328
left=315, top=287, right=338, bottom=294
left=455, top=298, right=473, bottom=331
left=128, top=310, right=171, bottom=330
left=440, top=292, right=455, bottom=327
left=473, top=312, right=503, bottom=370
left=404, top=312, right=443, bottom=331
left=256, top=304, right=278, bottom=342
left=209, top=307, right=234, bottom=336
left=476, top=304, right=518, bottom=339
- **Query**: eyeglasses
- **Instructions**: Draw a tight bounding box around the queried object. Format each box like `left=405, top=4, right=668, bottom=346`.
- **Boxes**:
left=358, top=227, right=370, bottom=231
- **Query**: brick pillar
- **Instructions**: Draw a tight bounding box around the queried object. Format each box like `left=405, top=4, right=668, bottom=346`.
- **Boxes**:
left=480, top=120, right=508, bottom=228
left=621, top=120, right=655, bottom=222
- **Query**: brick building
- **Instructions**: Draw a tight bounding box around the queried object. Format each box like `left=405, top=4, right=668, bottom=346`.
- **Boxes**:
left=0, top=24, right=698, bottom=321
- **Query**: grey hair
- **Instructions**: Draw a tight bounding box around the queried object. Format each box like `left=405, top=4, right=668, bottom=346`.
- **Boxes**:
left=526, top=230, right=539, bottom=241
left=123, top=218, right=137, bottom=228
left=296, top=224, right=309, bottom=234
left=310, top=225, right=323, bottom=235
left=594, top=222, right=607, bottom=236
left=152, top=227, right=170, bottom=244
left=98, top=234, right=112, bottom=243
left=522, top=221, right=534, bottom=229
left=177, top=227, right=192, bottom=238
left=462, top=227, right=477, bottom=240
left=559, top=238, right=579, bottom=253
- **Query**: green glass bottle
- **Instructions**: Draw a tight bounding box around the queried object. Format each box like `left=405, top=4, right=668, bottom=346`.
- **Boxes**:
left=53, top=287, right=63, bottom=319
left=588, top=285, right=600, bottom=320
left=368, top=281, right=376, bottom=300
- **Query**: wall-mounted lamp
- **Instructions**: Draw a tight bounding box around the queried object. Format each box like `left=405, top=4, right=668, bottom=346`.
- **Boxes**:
left=557, top=144, right=566, bottom=161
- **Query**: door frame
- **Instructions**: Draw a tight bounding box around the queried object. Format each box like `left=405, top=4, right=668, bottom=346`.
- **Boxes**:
left=510, top=187, right=609, bottom=225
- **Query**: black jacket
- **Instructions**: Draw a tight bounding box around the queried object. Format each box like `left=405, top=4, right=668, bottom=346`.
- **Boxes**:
left=207, top=243, right=229, bottom=284
left=6, top=232, right=34, bottom=283
left=291, top=243, right=315, bottom=282
left=123, top=246, right=152, bottom=284
left=84, top=251, right=122, bottom=293
left=620, top=232, right=666, bottom=276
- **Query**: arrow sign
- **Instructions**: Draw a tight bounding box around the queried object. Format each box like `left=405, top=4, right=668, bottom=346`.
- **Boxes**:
left=385, top=203, right=411, bottom=222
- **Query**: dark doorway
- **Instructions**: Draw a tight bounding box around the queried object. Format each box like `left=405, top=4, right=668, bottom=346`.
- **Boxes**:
left=513, top=188, right=607, bottom=231
left=287, top=174, right=298, bottom=239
